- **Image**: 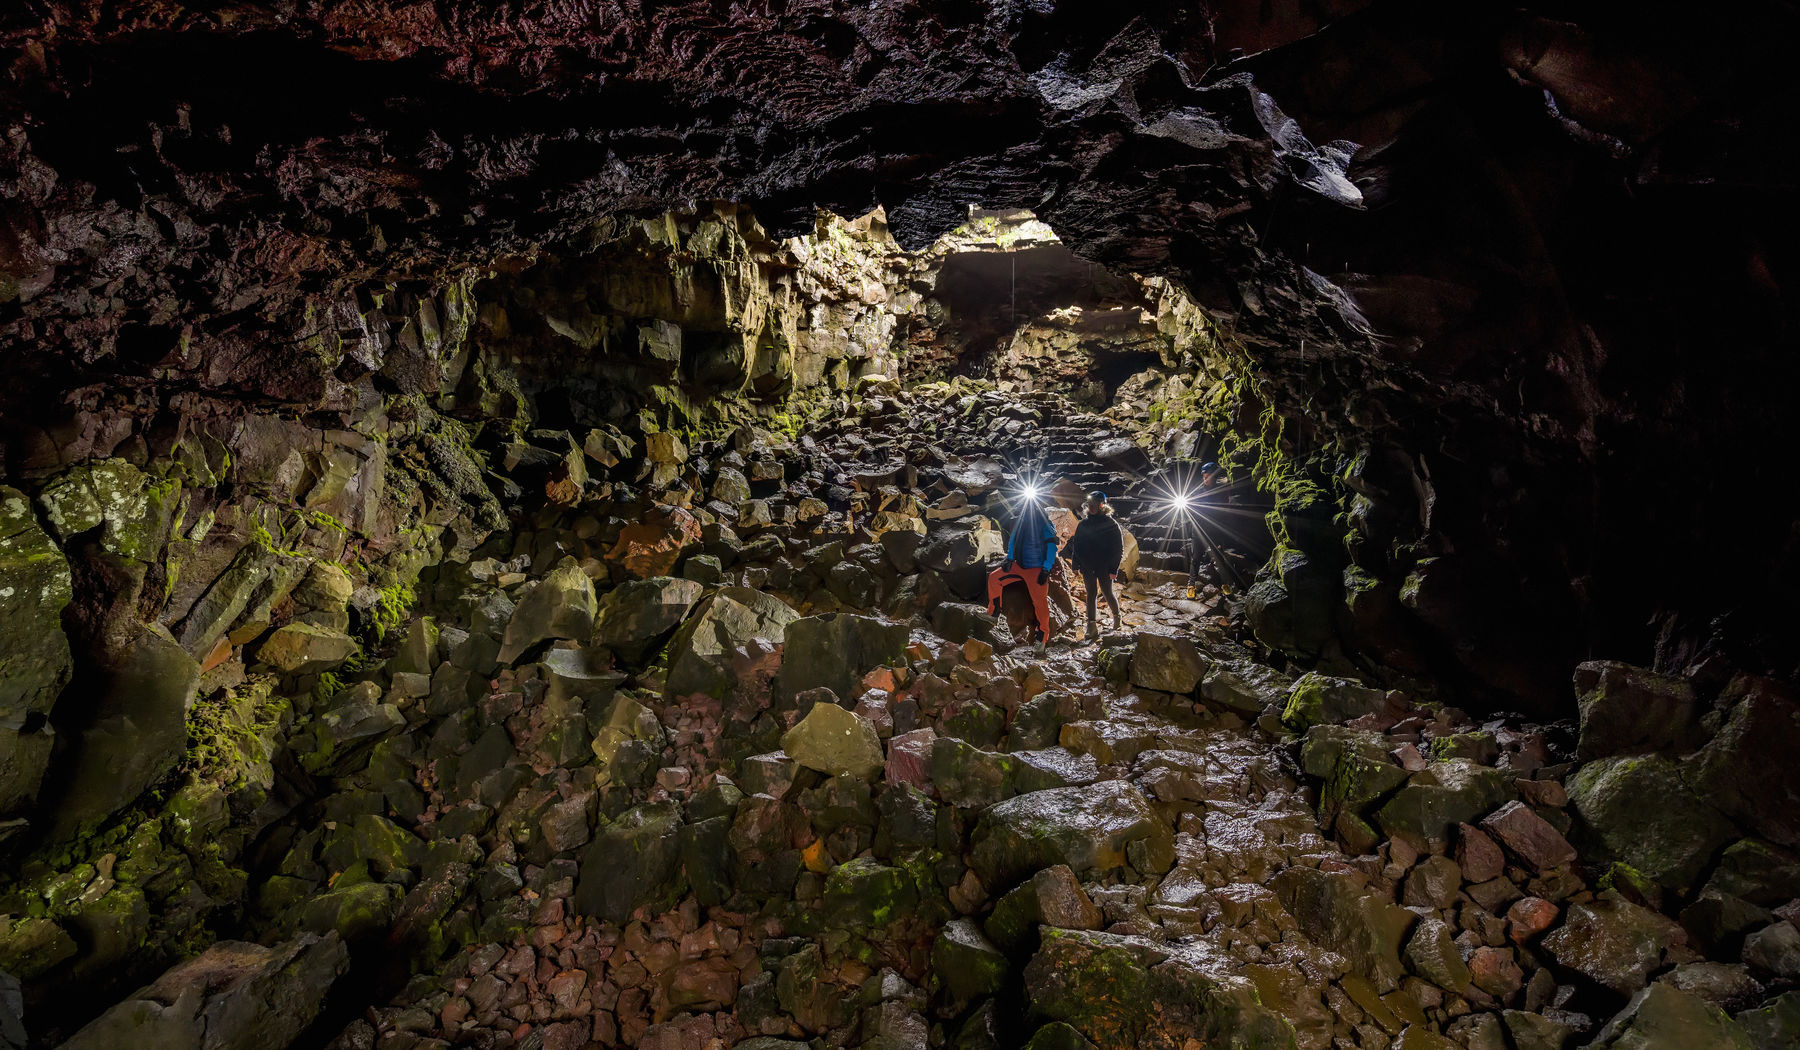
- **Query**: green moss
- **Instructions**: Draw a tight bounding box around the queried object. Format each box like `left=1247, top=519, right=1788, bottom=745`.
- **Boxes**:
left=183, top=676, right=287, bottom=792
left=370, top=577, right=417, bottom=643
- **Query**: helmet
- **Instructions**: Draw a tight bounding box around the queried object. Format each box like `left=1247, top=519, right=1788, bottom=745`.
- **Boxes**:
left=1089, top=490, right=1108, bottom=502
left=1201, top=462, right=1219, bottom=474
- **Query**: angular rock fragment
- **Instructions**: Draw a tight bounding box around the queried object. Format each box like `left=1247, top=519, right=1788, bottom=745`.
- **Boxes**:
left=1272, top=865, right=1414, bottom=991
left=970, top=782, right=1169, bottom=891
left=1128, top=632, right=1208, bottom=694
left=1022, top=928, right=1295, bottom=1050
left=781, top=701, right=885, bottom=779
left=57, top=933, right=349, bottom=1050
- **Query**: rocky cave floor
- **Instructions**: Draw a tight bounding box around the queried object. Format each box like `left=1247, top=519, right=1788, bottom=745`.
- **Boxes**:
left=10, top=385, right=1800, bottom=1050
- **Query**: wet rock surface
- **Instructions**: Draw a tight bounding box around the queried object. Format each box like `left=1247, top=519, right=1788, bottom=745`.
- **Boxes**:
left=0, top=378, right=1795, bottom=1050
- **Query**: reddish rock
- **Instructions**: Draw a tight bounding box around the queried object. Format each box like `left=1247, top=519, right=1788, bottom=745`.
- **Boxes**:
left=1393, top=743, right=1429, bottom=772
left=1506, top=897, right=1560, bottom=942
left=1480, top=801, right=1577, bottom=872
left=542, top=1020, right=590, bottom=1050
left=606, top=507, right=702, bottom=580
left=1455, top=823, right=1507, bottom=884
left=545, top=969, right=588, bottom=1014
left=660, top=955, right=738, bottom=1012
left=884, top=728, right=937, bottom=791
left=1516, top=779, right=1568, bottom=808
left=1468, top=945, right=1525, bottom=997
left=862, top=667, right=901, bottom=693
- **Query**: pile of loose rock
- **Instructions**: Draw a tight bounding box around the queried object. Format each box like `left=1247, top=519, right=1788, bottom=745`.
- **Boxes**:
left=24, top=386, right=1800, bottom=1050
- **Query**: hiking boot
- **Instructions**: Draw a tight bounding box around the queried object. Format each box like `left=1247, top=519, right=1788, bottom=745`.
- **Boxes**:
left=1034, top=639, right=1047, bottom=657
left=1086, top=617, right=1099, bottom=640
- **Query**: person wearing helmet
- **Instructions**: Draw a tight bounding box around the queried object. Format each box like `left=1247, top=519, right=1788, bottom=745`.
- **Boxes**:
left=1200, top=461, right=1225, bottom=489
left=1066, top=490, right=1124, bottom=640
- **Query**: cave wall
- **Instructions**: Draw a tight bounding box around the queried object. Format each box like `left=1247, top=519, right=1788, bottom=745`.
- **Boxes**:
left=1, top=0, right=1795, bottom=819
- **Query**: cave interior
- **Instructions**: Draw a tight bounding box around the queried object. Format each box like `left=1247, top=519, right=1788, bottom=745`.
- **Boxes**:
left=1, top=3, right=1798, bottom=1050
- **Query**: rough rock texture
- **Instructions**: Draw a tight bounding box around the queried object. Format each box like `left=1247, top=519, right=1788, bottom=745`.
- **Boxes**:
left=1, top=0, right=1793, bottom=718
left=56, top=933, right=347, bottom=1050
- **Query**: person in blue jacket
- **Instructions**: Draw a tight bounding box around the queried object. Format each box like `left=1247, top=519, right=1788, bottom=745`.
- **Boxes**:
left=1005, top=499, right=1059, bottom=583
left=987, top=497, right=1061, bottom=654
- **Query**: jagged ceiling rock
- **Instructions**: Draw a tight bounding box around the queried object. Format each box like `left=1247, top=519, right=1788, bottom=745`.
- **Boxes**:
left=0, top=2, right=1367, bottom=405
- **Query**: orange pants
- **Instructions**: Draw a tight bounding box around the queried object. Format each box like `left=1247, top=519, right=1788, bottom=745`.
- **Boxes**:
left=986, top=566, right=1055, bottom=643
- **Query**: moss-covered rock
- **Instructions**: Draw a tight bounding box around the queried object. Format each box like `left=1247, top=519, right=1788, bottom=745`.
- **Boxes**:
left=0, top=916, right=78, bottom=979
left=1573, top=660, right=1700, bottom=762
left=573, top=801, right=684, bottom=923
left=932, top=917, right=1008, bottom=1009
left=53, top=623, right=201, bottom=838
left=300, top=880, right=404, bottom=940
left=665, top=585, right=799, bottom=696
left=255, top=621, right=357, bottom=675
left=1568, top=753, right=1737, bottom=893
left=1587, top=981, right=1754, bottom=1049
left=776, top=613, right=908, bottom=703
left=781, top=701, right=885, bottom=780
left=970, top=782, right=1169, bottom=892
left=1301, top=724, right=1409, bottom=821
left=822, top=857, right=919, bottom=930
left=497, top=560, right=598, bottom=663
left=1128, top=633, right=1209, bottom=694
left=56, top=932, right=350, bottom=1050
left=1023, top=928, right=1296, bottom=1050
left=1281, top=671, right=1388, bottom=733
left=1271, top=865, right=1414, bottom=992
left=1373, top=759, right=1513, bottom=849
left=0, top=486, right=73, bottom=812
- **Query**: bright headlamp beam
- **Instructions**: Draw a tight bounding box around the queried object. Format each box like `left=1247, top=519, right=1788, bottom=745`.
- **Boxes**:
left=1021, top=484, right=1040, bottom=501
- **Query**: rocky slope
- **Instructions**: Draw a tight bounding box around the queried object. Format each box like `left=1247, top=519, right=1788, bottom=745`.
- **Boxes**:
left=3, top=383, right=1798, bottom=1050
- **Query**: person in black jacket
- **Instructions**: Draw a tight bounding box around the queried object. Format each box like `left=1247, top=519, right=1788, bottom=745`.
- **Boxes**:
left=1066, top=491, right=1124, bottom=639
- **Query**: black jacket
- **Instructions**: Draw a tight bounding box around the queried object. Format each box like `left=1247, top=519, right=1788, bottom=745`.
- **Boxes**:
left=1067, top=513, right=1124, bottom=575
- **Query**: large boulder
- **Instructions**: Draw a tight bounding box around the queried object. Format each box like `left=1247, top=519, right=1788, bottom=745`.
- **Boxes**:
left=1301, top=725, right=1409, bottom=822
left=1199, top=658, right=1292, bottom=717
left=1587, top=982, right=1755, bottom=1050
left=780, top=703, right=884, bottom=780
left=1282, top=672, right=1390, bottom=732
left=56, top=933, right=347, bottom=1050
left=591, top=576, right=702, bottom=660
left=970, top=782, right=1170, bottom=892
left=1022, top=928, right=1296, bottom=1050
left=666, top=586, right=798, bottom=696
left=51, top=623, right=200, bottom=838
left=1272, top=865, right=1415, bottom=992
left=1543, top=893, right=1688, bottom=996
left=776, top=614, right=907, bottom=703
left=1681, top=675, right=1800, bottom=850
left=498, top=561, right=598, bottom=664
left=255, top=622, right=357, bottom=675
left=932, top=918, right=1008, bottom=1011
left=574, top=801, right=684, bottom=924
left=0, top=486, right=74, bottom=813
left=1739, top=991, right=1800, bottom=1050
left=1373, top=759, right=1513, bottom=849
left=1573, top=661, right=1700, bottom=762
left=1128, top=633, right=1209, bottom=695
left=606, top=504, right=701, bottom=579
left=915, top=520, right=1005, bottom=599
left=1567, top=753, right=1737, bottom=892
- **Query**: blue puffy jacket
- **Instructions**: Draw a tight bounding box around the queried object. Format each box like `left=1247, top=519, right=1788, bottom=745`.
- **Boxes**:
left=1007, top=503, right=1059, bottom=571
